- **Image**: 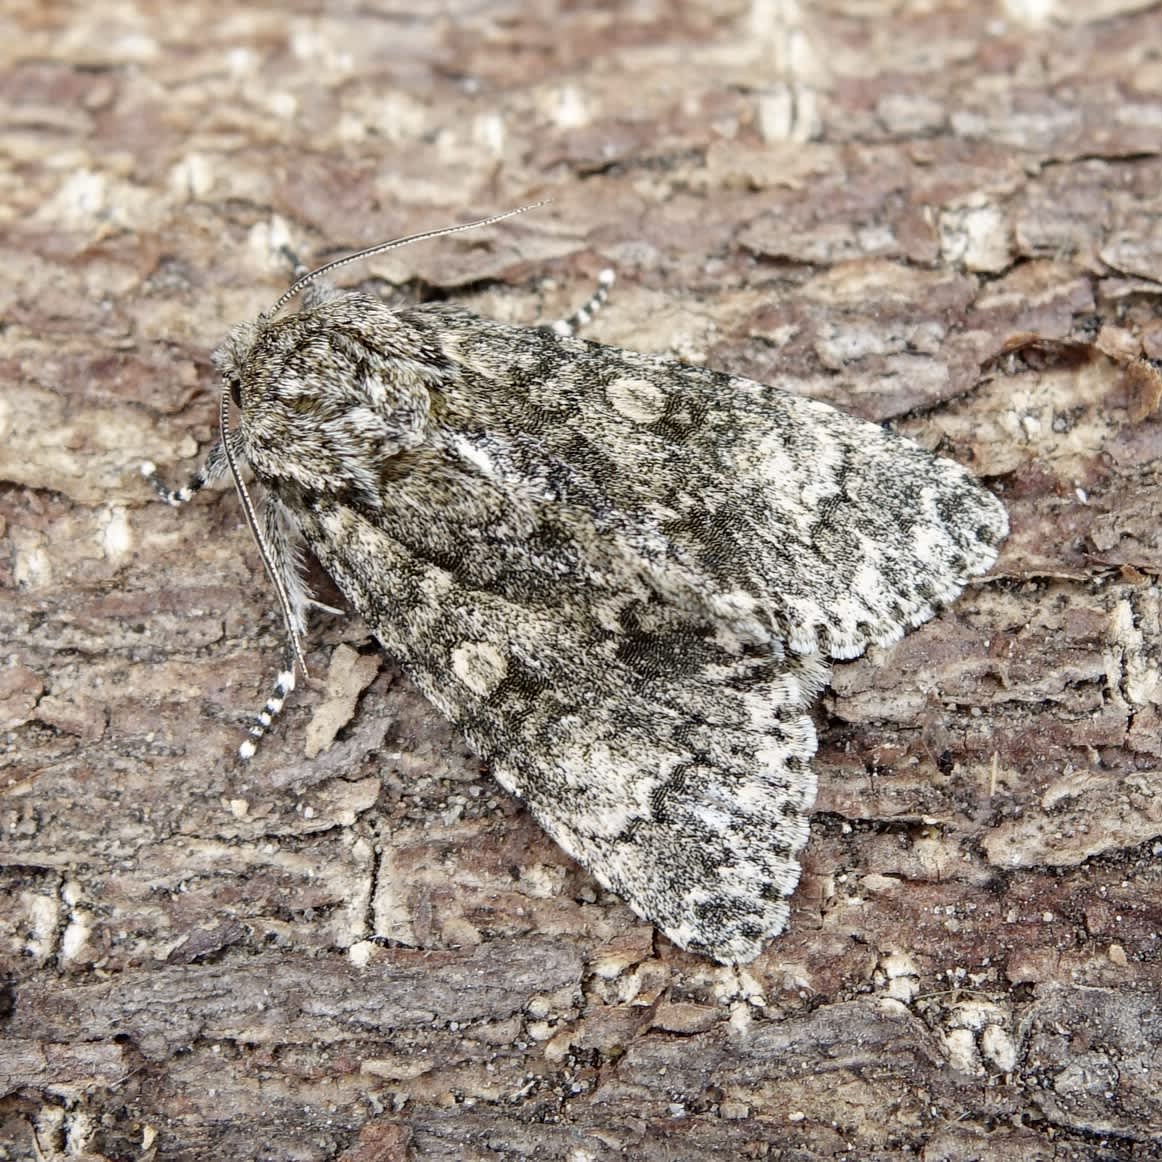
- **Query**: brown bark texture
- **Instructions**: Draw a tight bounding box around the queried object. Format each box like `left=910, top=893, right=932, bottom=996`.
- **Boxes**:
left=2, top=1, right=1162, bottom=1159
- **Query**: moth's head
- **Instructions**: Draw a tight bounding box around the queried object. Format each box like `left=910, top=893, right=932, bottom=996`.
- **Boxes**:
left=212, top=302, right=437, bottom=507
left=207, top=205, right=543, bottom=507
left=212, top=320, right=258, bottom=409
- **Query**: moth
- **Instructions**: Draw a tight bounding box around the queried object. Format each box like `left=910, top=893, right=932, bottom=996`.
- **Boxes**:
left=146, top=207, right=1008, bottom=964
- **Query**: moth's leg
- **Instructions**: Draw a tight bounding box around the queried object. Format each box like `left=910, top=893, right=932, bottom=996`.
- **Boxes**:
left=240, top=660, right=297, bottom=761
left=278, top=243, right=309, bottom=281
left=142, top=437, right=291, bottom=759
left=238, top=496, right=314, bottom=761
left=544, top=268, right=616, bottom=338
left=141, top=436, right=230, bottom=506
left=145, top=440, right=315, bottom=760
left=278, top=243, right=343, bottom=311
left=261, top=495, right=311, bottom=643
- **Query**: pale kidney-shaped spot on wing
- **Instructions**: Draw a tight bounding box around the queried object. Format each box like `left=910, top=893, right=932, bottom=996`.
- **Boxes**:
left=451, top=641, right=509, bottom=697
left=606, top=376, right=666, bottom=424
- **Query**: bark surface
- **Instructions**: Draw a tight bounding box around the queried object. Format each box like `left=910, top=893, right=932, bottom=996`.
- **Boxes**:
left=2, top=3, right=1161, bottom=1159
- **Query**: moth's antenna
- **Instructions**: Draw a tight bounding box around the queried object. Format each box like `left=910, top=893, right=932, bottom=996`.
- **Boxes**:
left=219, top=383, right=309, bottom=678
left=263, top=201, right=549, bottom=320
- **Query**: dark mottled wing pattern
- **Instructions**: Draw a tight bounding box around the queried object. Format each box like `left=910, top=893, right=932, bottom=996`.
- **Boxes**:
left=240, top=295, right=1007, bottom=963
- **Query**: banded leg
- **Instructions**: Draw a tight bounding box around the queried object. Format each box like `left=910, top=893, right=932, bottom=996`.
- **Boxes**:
left=144, top=443, right=310, bottom=762
left=233, top=495, right=314, bottom=760
left=279, top=243, right=343, bottom=311
left=239, top=658, right=297, bottom=761
left=141, top=436, right=230, bottom=506
left=545, top=268, right=615, bottom=338
left=241, top=494, right=344, bottom=759
left=278, top=243, right=309, bottom=281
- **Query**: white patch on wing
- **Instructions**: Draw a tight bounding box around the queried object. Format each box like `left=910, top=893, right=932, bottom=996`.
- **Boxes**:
left=450, top=433, right=500, bottom=480
left=606, top=377, right=667, bottom=424
left=451, top=640, right=508, bottom=696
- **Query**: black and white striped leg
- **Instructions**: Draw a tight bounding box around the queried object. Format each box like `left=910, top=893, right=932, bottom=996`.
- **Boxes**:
left=545, top=269, right=616, bottom=338
left=279, top=243, right=344, bottom=311
left=239, top=657, right=297, bottom=761
left=278, top=243, right=310, bottom=281
left=146, top=441, right=312, bottom=761
left=141, top=437, right=229, bottom=506
left=230, top=495, right=313, bottom=760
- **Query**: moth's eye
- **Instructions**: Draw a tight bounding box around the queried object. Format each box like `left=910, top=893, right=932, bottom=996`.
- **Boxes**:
left=229, top=378, right=243, bottom=408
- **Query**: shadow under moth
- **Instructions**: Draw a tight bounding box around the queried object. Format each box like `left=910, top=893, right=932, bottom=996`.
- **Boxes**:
left=146, top=207, right=1008, bottom=964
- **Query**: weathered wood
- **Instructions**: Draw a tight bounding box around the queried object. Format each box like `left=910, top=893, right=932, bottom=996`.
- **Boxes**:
left=2, top=3, right=1161, bottom=1158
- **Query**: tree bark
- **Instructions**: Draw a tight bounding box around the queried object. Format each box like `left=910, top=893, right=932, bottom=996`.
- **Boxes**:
left=2, top=2, right=1161, bottom=1159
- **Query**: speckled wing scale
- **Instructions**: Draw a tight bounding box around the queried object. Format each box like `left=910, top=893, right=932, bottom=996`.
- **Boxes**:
left=146, top=209, right=1007, bottom=964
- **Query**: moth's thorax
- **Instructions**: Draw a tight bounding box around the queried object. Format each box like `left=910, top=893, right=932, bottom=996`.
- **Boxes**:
left=215, top=295, right=444, bottom=505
